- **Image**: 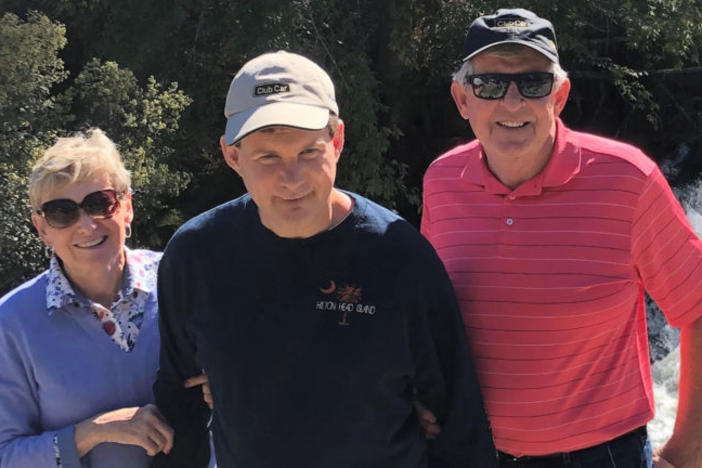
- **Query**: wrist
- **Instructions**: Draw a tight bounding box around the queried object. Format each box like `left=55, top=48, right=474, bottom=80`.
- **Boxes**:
left=74, top=418, right=106, bottom=456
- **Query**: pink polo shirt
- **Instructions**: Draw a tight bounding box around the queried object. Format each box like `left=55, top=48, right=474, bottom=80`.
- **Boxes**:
left=421, top=120, right=702, bottom=456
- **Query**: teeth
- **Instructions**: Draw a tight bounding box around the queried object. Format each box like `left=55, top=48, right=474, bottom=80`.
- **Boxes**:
left=76, top=237, right=104, bottom=248
left=499, top=121, right=527, bottom=128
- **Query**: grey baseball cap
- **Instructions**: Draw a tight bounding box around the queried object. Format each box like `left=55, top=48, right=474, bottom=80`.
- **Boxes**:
left=223, top=51, right=339, bottom=145
left=462, top=8, right=559, bottom=63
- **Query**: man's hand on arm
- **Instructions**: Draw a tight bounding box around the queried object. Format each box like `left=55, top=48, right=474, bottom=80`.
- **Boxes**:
left=184, top=374, right=213, bottom=410
left=656, top=316, right=702, bottom=468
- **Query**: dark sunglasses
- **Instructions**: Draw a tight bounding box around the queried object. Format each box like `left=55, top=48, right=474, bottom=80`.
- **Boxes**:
left=465, top=72, right=554, bottom=100
left=36, top=189, right=122, bottom=229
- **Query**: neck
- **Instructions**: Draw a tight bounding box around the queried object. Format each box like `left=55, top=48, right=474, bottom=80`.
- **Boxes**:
left=329, top=189, right=354, bottom=229
left=264, top=189, right=354, bottom=239
left=62, top=250, right=126, bottom=308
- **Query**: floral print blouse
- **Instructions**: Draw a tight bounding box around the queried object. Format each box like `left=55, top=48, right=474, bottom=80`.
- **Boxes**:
left=46, top=248, right=160, bottom=352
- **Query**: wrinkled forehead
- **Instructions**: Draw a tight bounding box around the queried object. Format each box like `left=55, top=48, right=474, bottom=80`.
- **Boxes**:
left=472, top=45, right=552, bottom=73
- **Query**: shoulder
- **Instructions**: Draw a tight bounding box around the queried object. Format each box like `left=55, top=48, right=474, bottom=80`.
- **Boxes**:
left=425, top=139, right=481, bottom=177
left=564, top=127, right=656, bottom=177
left=164, top=194, right=251, bottom=256
left=0, top=272, right=48, bottom=331
left=349, top=193, right=441, bottom=260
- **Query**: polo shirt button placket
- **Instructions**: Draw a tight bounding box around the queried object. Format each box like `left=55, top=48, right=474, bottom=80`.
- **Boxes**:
left=506, top=218, right=514, bottom=226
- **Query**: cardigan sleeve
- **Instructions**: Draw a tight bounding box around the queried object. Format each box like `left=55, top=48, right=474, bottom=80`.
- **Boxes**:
left=0, top=310, right=81, bottom=468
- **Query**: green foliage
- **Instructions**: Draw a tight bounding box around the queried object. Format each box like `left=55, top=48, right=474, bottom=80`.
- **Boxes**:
left=65, top=60, right=193, bottom=246
left=0, top=11, right=67, bottom=291
left=0, top=10, right=192, bottom=293
left=3, top=1, right=702, bottom=293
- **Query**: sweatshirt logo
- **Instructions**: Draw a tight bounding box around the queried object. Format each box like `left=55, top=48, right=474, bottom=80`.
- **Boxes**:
left=316, top=280, right=376, bottom=326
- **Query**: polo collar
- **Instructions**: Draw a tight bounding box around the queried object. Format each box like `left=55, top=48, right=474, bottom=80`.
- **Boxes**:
left=460, top=118, right=581, bottom=196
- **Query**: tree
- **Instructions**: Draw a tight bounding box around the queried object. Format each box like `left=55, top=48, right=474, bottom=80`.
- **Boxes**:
left=0, top=11, right=192, bottom=293
left=0, top=11, right=67, bottom=291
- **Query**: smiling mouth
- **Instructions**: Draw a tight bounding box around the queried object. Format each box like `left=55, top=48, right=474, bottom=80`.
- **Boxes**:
left=75, top=236, right=107, bottom=248
left=280, top=193, right=309, bottom=201
left=497, top=121, right=529, bottom=128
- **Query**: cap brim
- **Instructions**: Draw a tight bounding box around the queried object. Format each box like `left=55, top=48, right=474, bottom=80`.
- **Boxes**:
left=463, top=40, right=558, bottom=63
left=224, top=102, right=331, bottom=145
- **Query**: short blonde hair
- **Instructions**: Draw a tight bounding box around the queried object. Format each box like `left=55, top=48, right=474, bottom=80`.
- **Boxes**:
left=29, top=129, right=130, bottom=210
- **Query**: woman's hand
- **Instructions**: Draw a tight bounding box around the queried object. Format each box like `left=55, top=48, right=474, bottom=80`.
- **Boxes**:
left=184, top=374, right=213, bottom=410
left=75, top=404, right=174, bottom=457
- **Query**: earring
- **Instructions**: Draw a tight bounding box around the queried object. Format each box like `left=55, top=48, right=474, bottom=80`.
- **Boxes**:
left=44, top=245, right=54, bottom=258
left=125, top=224, right=132, bottom=239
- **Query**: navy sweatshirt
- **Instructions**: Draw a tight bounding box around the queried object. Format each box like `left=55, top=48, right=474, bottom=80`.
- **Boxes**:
left=154, top=193, right=495, bottom=468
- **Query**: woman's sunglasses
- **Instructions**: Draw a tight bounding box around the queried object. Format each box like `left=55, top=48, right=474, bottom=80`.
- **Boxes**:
left=36, top=189, right=122, bottom=229
left=465, top=72, right=554, bottom=100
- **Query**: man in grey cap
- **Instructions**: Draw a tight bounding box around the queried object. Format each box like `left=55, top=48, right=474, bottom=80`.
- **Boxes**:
left=153, top=51, right=496, bottom=468
left=420, top=8, right=702, bottom=468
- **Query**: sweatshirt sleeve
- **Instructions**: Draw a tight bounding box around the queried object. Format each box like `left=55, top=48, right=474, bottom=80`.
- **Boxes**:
left=409, top=240, right=497, bottom=468
left=152, top=238, right=211, bottom=468
left=0, top=316, right=81, bottom=468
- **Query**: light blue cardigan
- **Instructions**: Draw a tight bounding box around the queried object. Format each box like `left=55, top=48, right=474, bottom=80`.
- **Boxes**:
left=0, top=251, right=160, bottom=468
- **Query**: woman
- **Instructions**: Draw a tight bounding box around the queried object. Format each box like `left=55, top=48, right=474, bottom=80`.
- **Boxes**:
left=0, top=129, right=173, bottom=467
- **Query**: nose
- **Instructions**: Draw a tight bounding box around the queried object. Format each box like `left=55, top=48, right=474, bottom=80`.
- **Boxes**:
left=280, top=160, right=305, bottom=189
left=501, top=81, right=524, bottom=109
left=74, top=209, right=99, bottom=230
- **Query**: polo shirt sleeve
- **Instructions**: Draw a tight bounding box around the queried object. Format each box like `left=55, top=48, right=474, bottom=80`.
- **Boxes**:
left=152, top=238, right=211, bottom=468
left=0, top=313, right=81, bottom=468
left=409, top=240, right=497, bottom=468
left=420, top=179, right=433, bottom=241
left=632, top=166, right=702, bottom=328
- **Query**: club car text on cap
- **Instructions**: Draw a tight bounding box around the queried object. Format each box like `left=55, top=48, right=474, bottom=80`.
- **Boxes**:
left=461, top=8, right=559, bottom=64
left=223, top=51, right=339, bottom=145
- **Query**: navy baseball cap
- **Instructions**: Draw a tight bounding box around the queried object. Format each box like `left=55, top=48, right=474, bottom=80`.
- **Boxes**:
left=462, top=8, right=559, bottom=63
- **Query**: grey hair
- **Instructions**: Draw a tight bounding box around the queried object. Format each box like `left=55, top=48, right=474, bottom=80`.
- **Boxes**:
left=452, top=44, right=568, bottom=87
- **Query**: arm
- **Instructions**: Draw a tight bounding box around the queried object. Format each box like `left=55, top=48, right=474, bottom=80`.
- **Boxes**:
left=657, top=315, right=702, bottom=467
left=74, top=404, right=173, bottom=457
left=630, top=167, right=702, bottom=466
left=152, top=242, right=211, bottom=468
left=410, top=242, right=497, bottom=468
left=0, top=311, right=174, bottom=468
left=0, top=318, right=79, bottom=468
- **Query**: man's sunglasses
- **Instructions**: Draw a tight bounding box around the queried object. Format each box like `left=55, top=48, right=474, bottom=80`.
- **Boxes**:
left=36, top=189, right=122, bottom=229
left=465, top=72, right=554, bottom=100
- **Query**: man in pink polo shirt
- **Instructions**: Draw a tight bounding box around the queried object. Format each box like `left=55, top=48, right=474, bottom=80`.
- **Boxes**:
left=420, top=8, right=702, bottom=468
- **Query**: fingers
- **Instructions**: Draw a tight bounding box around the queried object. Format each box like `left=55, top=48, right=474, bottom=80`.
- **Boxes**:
left=184, top=374, right=209, bottom=388
left=414, top=401, right=436, bottom=423
left=126, top=405, right=175, bottom=455
left=184, top=373, right=214, bottom=410
left=202, top=381, right=213, bottom=410
left=413, top=401, right=442, bottom=439
left=147, top=406, right=175, bottom=455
